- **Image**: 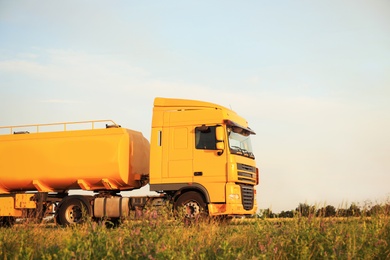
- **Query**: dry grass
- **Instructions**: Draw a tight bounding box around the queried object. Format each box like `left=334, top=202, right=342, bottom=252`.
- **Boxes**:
left=0, top=209, right=389, bottom=259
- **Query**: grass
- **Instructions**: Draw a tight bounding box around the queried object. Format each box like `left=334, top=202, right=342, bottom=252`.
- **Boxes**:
left=0, top=210, right=389, bottom=259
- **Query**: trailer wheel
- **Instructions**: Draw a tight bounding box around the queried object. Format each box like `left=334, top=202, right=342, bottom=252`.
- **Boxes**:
left=174, top=191, right=207, bottom=219
left=56, top=197, right=91, bottom=226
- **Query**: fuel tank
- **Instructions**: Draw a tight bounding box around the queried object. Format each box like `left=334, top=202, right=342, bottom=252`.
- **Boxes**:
left=0, top=123, right=150, bottom=194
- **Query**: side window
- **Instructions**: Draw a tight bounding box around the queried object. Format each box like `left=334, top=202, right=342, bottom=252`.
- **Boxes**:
left=195, top=126, right=217, bottom=150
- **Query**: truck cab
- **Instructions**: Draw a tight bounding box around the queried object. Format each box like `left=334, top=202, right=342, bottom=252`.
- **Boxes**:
left=149, top=97, right=258, bottom=217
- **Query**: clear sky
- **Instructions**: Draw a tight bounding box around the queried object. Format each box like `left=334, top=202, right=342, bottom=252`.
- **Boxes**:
left=1, top=1, right=389, bottom=212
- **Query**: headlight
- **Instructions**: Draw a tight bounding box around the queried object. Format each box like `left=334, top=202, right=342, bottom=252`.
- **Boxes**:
left=229, top=194, right=240, bottom=200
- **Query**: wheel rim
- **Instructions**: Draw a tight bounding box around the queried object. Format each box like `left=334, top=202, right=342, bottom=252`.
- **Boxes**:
left=65, top=205, right=83, bottom=224
left=184, top=201, right=200, bottom=218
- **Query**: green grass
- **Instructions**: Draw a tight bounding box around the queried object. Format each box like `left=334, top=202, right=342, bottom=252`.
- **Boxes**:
left=0, top=212, right=389, bottom=259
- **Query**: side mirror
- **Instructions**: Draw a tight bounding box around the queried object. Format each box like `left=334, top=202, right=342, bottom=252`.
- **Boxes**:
left=216, top=126, right=225, bottom=155
left=216, top=126, right=224, bottom=141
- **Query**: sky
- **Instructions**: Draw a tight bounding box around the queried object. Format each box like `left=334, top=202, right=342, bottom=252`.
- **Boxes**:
left=0, top=1, right=389, bottom=212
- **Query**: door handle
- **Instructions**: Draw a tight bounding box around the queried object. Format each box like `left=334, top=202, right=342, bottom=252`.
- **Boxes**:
left=194, top=172, right=203, bottom=176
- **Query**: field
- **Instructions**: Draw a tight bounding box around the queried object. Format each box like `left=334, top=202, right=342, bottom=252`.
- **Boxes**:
left=1, top=210, right=389, bottom=260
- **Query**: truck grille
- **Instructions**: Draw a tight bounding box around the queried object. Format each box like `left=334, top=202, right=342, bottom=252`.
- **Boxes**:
left=237, top=163, right=256, bottom=185
left=240, top=184, right=254, bottom=210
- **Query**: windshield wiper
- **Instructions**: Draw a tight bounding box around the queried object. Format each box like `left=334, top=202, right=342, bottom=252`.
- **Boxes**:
left=231, top=146, right=243, bottom=155
left=231, top=146, right=255, bottom=158
left=241, top=148, right=250, bottom=157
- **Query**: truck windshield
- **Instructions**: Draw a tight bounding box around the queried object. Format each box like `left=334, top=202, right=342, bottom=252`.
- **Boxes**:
left=228, top=126, right=255, bottom=159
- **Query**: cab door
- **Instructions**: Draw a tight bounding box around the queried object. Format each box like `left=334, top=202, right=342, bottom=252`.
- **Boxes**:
left=192, top=125, right=227, bottom=202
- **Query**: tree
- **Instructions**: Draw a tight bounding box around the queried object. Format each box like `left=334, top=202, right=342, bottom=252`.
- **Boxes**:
left=279, top=210, right=294, bottom=218
left=259, top=208, right=277, bottom=219
left=368, top=204, right=390, bottom=216
left=316, top=205, right=336, bottom=217
left=337, top=208, right=348, bottom=217
left=347, top=203, right=361, bottom=217
left=368, top=204, right=382, bottom=216
left=296, top=203, right=316, bottom=217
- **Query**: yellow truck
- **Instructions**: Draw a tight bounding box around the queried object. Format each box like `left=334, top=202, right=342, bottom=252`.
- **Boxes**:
left=0, top=97, right=258, bottom=226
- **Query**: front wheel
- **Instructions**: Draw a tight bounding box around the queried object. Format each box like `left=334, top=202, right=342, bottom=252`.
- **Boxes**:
left=0, top=217, right=16, bottom=227
left=56, top=197, right=91, bottom=226
left=174, top=191, right=207, bottom=220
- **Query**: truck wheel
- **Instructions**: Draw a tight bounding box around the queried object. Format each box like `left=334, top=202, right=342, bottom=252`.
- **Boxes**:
left=0, top=217, right=16, bottom=227
left=174, top=191, right=207, bottom=219
left=56, top=197, right=91, bottom=226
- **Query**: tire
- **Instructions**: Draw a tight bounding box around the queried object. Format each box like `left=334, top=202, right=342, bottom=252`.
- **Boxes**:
left=56, top=197, right=91, bottom=226
left=0, top=217, right=16, bottom=227
left=174, top=191, right=207, bottom=219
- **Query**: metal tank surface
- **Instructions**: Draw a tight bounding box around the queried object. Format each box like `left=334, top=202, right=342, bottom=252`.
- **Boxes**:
left=0, top=120, right=150, bottom=194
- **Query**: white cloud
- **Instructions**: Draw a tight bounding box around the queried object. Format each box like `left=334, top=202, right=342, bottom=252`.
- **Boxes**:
left=40, top=99, right=82, bottom=104
left=0, top=59, right=56, bottom=79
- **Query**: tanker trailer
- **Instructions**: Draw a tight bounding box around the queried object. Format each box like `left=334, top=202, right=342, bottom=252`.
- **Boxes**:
left=0, top=120, right=152, bottom=226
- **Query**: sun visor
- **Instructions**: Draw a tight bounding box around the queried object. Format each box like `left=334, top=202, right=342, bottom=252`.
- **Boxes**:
left=224, top=120, right=256, bottom=135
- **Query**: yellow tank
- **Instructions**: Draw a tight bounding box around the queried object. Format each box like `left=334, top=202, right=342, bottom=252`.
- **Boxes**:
left=0, top=121, right=150, bottom=194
